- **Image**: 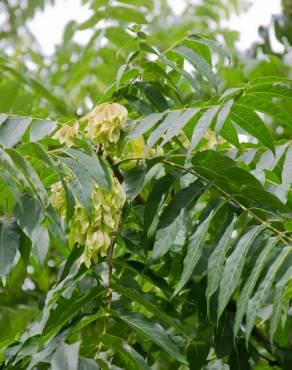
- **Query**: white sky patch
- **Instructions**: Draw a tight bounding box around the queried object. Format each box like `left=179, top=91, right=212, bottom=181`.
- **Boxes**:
left=222, top=0, right=282, bottom=51
left=27, top=0, right=282, bottom=55
left=28, top=0, right=92, bottom=54
left=168, top=0, right=186, bottom=15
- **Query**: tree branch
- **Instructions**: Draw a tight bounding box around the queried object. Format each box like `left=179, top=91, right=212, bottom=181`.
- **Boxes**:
left=162, top=160, right=292, bottom=245
left=107, top=155, right=145, bottom=204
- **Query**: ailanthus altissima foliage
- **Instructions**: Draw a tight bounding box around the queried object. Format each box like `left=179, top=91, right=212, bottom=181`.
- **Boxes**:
left=1, top=1, right=292, bottom=369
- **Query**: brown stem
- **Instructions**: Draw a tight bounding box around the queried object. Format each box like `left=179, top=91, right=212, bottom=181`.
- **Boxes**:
left=108, top=212, right=122, bottom=288
left=96, top=213, right=122, bottom=359
left=107, top=155, right=124, bottom=183
left=107, top=155, right=145, bottom=204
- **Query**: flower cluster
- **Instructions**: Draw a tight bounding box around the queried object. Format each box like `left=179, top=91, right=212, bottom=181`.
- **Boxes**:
left=50, top=177, right=126, bottom=267
left=82, top=102, right=128, bottom=152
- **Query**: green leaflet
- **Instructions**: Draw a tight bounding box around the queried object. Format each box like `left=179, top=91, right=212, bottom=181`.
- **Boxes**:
left=214, top=311, right=235, bottom=358
left=188, top=106, right=219, bottom=152
left=22, top=141, right=56, bottom=168
left=45, top=204, right=67, bottom=255
left=130, top=112, right=165, bottom=139
left=102, top=334, right=151, bottom=370
left=192, top=150, right=287, bottom=212
left=43, top=286, right=106, bottom=335
left=187, top=34, right=231, bottom=64
left=182, top=39, right=212, bottom=66
left=31, top=227, right=49, bottom=267
left=78, top=358, right=99, bottom=370
left=160, top=108, right=199, bottom=147
left=0, top=171, right=22, bottom=209
left=7, top=148, right=49, bottom=208
left=0, top=114, right=7, bottom=125
left=22, top=142, right=75, bottom=224
left=251, top=144, right=288, bottom=184
left=276, top=146, right=292, bottom=203
left=174, top=45, right=217, bottom=90
left=146, top=110, right=182, bottom=149
left=173, top=210, right=214, bottom=297
left=63, top=148, right=112, bottom=191
left=220, top=119, right=240, bottom=149
left=230, top=105, right=274, bottom=153
left=112, top=283, right=185, bottom=334
left=117, top=260, right=173, bottom=297
left=51, top=342, right=80, bottom=370
left=144, top=172, right=178, bottom=238
left=160, top=55, right=200, bottom=93
left=0, top=221, right=20, bottom=278
left=136, top=81, right=169, bottom=111
left=29, top=119, right=57, bottom=141
left=249, top=76, right=292, bottom=85
left=233, top=236, right=281, bottom=338
left=113, top=311, right=188, bottom=365
left=58, top=156, right=94, bottom=214
left=217, top=225, right=266, bottom=319
left=26, top=331, right=74, bottom=370
left=154, top=206, right=188, bottom=260
left=192, top=149, right=236, bottom=174
left=221, top=167, right=287, bottom=212
left=63, top=20, right=77, bottom=43
left=122, top=163, right=145, bottom=200
left=245, top=246, right=292, bottom=344
left=186, top=342, right=210, bottom=370
left=237, top=94, right=292, bottom=128
left=220, top=87, right=242, bottom=100
left=152, top=180, right=207, bottom=261
left=14, top=194, right=48, bottom=267
left=215, top=99, right=234, bottom=134
left=269, top=265, right=292, bottom=343
left=0, top=149, right=26, bottom=193
left=228, top=339, right=251, bottom=370
left=246, top=78, right=292, bottom=100
left=0, top=116, right=31, bottom=148
left=116, top=63, right=128, bottom=89
left=142, top=61, right=177, bottom=91
left=206, top=217, right=237, bottom=311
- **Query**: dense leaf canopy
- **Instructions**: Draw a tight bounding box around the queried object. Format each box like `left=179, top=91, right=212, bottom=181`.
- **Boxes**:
left=0, top=0, right=292, bottom=369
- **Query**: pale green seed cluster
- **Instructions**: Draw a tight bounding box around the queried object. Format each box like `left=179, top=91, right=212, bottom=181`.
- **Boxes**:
left=53, top=122, right=79, bottom=147
left=50, top=177, right=126, bottom=267
left=50, top=181, right=67, bottom=217
left=51, top=102, right=127, bottom=266
left=53, top=103, right=127, bottom=152
left=82, top=102, right=127, bottom=151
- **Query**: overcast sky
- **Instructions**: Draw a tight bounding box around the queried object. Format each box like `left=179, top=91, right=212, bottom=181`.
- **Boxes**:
left=28, top=0, right=282, bottom=55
